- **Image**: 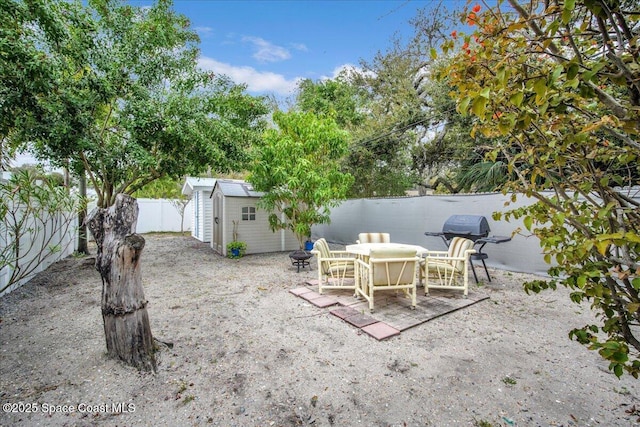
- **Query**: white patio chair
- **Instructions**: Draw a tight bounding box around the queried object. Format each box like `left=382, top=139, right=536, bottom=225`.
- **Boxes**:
left=312, top=238, right=356, bottom=294
left=421, top=237, right=476, bottom=296
left=356, top=232, right=391, bottom=244
left=355, top=247, right=419, bottom=312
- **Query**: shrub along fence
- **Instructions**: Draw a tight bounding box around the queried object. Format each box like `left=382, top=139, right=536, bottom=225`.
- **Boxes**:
left=1, top=196, right=192, bottom=297
left=0, top=172, right=79, bottom=297
left=0, top=210, right=78, bottom=297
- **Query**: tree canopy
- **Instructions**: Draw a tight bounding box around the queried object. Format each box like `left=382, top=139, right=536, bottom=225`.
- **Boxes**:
left=248, top=111, right=354, bottom=248
left=439, top=0, right=640, bottom=377
left=0, top=0, right=85, bottom=169
left=292, top=3, right=485, bottom=197
left=296, top=74, right=367, bottom=129
left=3, top=0, right=268, bottom=208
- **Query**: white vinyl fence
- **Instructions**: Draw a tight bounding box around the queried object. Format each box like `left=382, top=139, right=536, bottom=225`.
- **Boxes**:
left=1, top=198, right=192, bottom=297
left=0, top=212, right=78, bottom=297
left=135, top=198, right=192, bottom=234
left=84, top=198, right=193, bottom=234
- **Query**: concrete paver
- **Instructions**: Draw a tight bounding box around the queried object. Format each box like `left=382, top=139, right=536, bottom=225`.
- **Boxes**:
left=292, top=281, right=489, bottom=340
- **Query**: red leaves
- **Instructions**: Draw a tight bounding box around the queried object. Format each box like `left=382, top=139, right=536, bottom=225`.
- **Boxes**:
left=467, top=12, right=477, bottom=25
left=468, top=4, right=481, bottom=25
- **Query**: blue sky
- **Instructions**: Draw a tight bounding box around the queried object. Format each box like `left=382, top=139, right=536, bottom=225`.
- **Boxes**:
left=167, top=0, right=466, bottom=98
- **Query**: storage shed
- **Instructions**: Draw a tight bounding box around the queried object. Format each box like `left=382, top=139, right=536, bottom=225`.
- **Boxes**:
left=181, top=177, right=217, bottom=242
left=210, top=179, right=299, bottom=256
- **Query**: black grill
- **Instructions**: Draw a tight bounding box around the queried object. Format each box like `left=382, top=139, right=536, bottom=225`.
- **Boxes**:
left=442, top=214, right=490, bottom=241
left=425, top=214, right=490, bottom=242
left=425, top=214, right=510, bottom=283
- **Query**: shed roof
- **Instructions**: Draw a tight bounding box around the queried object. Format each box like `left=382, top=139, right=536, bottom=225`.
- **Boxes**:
left=181, top=177, right=217, bottom=196
left=212, top=179, right=263, bottom=198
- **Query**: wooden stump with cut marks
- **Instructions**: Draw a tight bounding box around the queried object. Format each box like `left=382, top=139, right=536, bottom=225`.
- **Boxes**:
left=87, top=194, right=156, bottom=372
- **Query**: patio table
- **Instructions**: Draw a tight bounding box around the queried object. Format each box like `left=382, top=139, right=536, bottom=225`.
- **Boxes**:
left=345, top=242, right=429, bottom=257
left=345, top=243, right=429, bottom=292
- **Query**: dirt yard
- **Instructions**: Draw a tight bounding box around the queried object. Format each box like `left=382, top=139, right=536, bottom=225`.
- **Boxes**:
left=1, top=233, right=639, bottom=426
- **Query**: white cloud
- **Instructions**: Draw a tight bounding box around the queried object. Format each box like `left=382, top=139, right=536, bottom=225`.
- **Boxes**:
left=195, top=26, right=214, bottom=37
left=290, top=43, right=308, bottom=52
left=331, top=64, right=359, bottom=78
left=320, top=63, right=374, bottom=81
left=242, top=36, right=290, bottom=63
left=198, top=56, right=300, bottom=95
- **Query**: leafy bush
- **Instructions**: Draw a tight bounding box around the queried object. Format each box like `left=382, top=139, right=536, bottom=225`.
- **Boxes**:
left=226, top=241, right=246, bottom=259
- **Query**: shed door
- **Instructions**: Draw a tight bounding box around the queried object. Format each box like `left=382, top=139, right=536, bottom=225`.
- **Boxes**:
left=212, top=192, right=223, bottom=254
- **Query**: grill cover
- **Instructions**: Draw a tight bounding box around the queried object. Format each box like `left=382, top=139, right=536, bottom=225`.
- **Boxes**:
left=442, top=215, right=490, bottom=240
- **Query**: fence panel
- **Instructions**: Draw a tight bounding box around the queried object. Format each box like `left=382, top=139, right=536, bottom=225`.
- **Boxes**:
left=312, top=193, right=549, bottom=276
left=2, top=197, right=192, bottom=297
left=85, top=198, right=192, bottom=234
left=135, top=199, right=192, bottom=233
left=0, top=210, right=78, bottom=297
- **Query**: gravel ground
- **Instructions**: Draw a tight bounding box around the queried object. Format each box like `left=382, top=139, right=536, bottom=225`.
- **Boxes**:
left=1, top=233, right=639, bottom=427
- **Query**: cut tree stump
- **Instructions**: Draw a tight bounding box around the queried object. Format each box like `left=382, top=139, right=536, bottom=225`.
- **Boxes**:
left=87, top=194, right=156, bottom=372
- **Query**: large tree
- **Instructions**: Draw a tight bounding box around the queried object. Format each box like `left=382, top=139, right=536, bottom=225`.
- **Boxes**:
left=21, top=0, right=267, bottom=209
left=248, top=111, right=353, bottom=249
left=291, top=3, right=487, bottom=197
left=4, top=0, right=268, bottom=371
left=1, top=0, right=96, bottom=258
left=345, top=2, right=484, bottom=196
left=439, top=0, right=640, bottom=376
left=294, top=73, right=409, bottom=197
left=348, top=42, right=422, bottom=197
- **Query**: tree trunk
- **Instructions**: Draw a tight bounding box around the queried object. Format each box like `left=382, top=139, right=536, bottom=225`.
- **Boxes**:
left=76, top=170, right=89, bottom=255
left=87, top=193, right=156, bottom=372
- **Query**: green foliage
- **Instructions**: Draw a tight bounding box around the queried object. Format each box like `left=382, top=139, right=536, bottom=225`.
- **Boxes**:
left=295, top=73, right=415, bottom=197
left=0, top=169, right=82, bottom=293
left=453, top=161, right=510, bottom=193
left=341, top=4, right=483, bottom=196
left=226, top=241, right=247, bottom=259
left=296, top=73, right=367, bottom=129
left=501, top=376, right=517, bottom=386
left=292, top=3, right=486, bottom=197
left=3, top=0, right=268, bottom=208
left=10, top=165, right=66, bottom=187
left=440, top=0, right=640, bottom=377
left=0, top=0, right=98, bottom=172
left=0, top=0, right=74, bottom=144
left=346, top=42, right=426, bottom=197
left=248, top=111, right=354, bottom=248
left=132, top=176, right=184, bottom=199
